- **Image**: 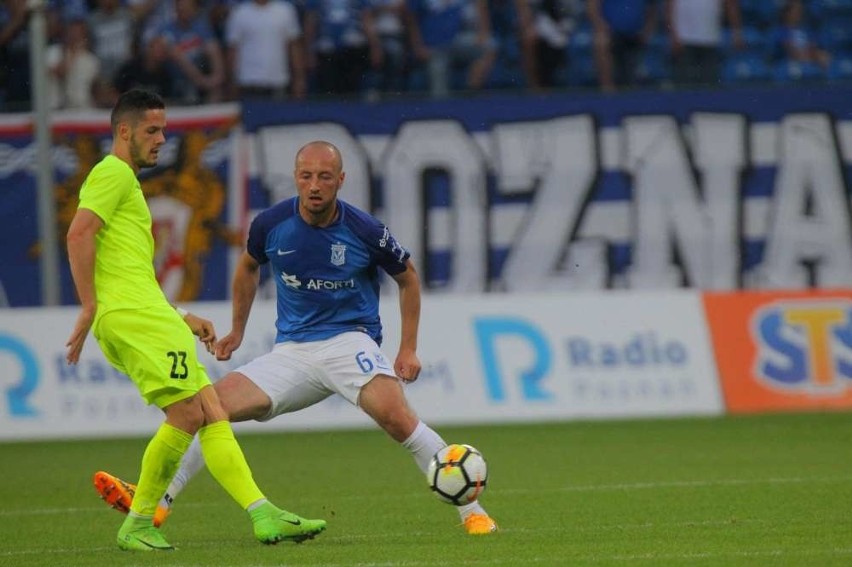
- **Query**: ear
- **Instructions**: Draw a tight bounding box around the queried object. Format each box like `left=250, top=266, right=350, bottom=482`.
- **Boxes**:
left=118, top=121, right=131, bottom=141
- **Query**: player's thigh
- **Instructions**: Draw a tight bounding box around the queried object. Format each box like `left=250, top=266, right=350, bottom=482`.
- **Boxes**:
left=214, top=371, right=277, bottom=422
left=316, top=332, right=397, bottom=406
left=318, top=333, right=419, bottom=439
left=95, top=307, right=211, bottom=408
left=232, top=343, right=333, bottom=421
left=358, top=373, right=418, bottom=425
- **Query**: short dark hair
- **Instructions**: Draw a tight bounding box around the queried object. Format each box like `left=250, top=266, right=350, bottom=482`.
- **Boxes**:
left=110, top=89, right=165, bottom=133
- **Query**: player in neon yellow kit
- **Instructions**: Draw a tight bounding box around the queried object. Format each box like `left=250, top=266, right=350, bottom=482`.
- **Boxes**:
left=65, top=89, right=326, bottom=551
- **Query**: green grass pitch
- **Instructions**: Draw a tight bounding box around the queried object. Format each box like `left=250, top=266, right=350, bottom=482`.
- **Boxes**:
left=2, top=412, right=852, bottom=566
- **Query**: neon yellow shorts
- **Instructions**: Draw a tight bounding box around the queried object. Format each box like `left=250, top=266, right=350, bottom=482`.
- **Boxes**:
left=94, top=304, right=213, bottom=408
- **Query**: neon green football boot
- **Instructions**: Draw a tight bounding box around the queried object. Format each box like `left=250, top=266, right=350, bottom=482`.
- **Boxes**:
left=249, top=502, right=327, bottom=544
left=116, top=515, right=174, bottom=551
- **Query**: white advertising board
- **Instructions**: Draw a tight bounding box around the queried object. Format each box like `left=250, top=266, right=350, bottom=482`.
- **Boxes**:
left=400, top=291, right=724, bottom=423
left=0, top=291, right=723, bottom=441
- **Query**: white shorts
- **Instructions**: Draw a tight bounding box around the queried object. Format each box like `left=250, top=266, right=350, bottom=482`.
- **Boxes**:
left=233, top=331, right=396, bottom=421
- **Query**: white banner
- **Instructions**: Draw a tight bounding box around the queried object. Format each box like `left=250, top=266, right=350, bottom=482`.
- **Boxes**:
left=0, top=291, right=723, bottom=440
left=401, top=291, right=724, bottom=422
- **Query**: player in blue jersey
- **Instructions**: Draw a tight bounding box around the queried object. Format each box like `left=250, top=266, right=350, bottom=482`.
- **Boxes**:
left=95, top=140, right=498, bottom=535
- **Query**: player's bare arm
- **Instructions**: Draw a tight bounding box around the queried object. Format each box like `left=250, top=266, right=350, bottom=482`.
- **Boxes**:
left=392, top=259, right=422, bottom=382
left=65, top=208, right=104, bottom=364
left=176, top=308, right=218, bottom=355
left=216, top=251, right=261, bottom=361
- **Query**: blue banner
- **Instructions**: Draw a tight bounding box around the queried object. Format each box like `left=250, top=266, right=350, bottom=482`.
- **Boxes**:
left=241, top=86, right=852, bottom=293
left=1, top=87, right=851, bottom=307
left=0, top=107, right=241, bottom=307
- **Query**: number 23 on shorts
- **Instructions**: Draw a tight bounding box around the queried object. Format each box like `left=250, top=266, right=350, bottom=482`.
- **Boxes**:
left=166, top=350, right=189, bottom=379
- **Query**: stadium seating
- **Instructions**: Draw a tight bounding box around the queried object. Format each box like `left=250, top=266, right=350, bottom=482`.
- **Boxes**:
left=634, top=51, right=671, bottom=86
left=561, top=50, right=598, bottom=88
left=772, top=59, right=825, bottom=83
left=564, top=25, right=597, bottom=88
left=567, top=24, right=594, bottom=57
left=723, top=26, right=773, bottom=59
left=739, top=0, right=782, bottom=29
left=826, top=54, right=852, bottom=81
left=722, top=54, right=772, bottom=84
left=815, top=0, right=852, bottom=17
left=819, top=22, right=852, bottom=53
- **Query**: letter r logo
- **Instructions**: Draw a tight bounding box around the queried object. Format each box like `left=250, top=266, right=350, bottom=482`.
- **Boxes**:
left=0, top=333, right=39, bottom=417
left=473, top=317, right=553, bottom=402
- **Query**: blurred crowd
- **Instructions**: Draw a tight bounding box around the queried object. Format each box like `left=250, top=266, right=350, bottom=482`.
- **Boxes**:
left=1, top=0, right=851, bottom=112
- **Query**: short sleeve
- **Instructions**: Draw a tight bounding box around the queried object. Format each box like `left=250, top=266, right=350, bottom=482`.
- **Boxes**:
left=77, top=164, right=134, bottom=226
left=225, top=8, right=242, bottom=45
left=282, top=3, right=302, bottom=41
left=246, top=213, right=270, bottom=265
left=345, top=205, right=410, bottom=275
left=373, top=224, right=410, bottom=276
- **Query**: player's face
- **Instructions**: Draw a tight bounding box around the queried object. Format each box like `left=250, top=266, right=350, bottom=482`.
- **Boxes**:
left=128, top=109, right=166, bottom=169
left=294, top=146, right=345, bottom=224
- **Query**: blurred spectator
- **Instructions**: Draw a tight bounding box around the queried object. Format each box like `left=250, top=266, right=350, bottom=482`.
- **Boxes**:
left=88, top=0, right=137, bottom=90
left=45, top=2, right=66, bottom=44
left=773, top=0, right=830, bottom=68
left=127, top=0, right=176, bottom=44
left=226, top=0, right=307, bottom=99
left=0, top=0, right=31, bottom=110
left=588, top=0, right=657, bottom=91
left=303, top=0, right=382, bottom=96
left=366, top=0, right=410, bottom=94
left=158, top=0, right=226, bottom=103
left=485, top=0, right=527, bottom=89
left=517, top=0, right=576, bottom=90
left=46, top=18, right=100, bottom=109
left=666, top=0, right=743, bottom=87
left=407, top=0, right=497, bottom=97
left=113, top=35, right=177, bottom=99
left=48, top=0, right=89, bottom=22
left=208, top=0, right=237, bottom=48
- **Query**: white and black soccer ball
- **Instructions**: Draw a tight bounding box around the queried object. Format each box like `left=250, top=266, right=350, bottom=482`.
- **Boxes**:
left=426, top=444, right=488, bottom=505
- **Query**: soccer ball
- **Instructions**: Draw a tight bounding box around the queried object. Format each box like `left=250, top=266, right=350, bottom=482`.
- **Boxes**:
left=426, top=444, right=488, bottom=505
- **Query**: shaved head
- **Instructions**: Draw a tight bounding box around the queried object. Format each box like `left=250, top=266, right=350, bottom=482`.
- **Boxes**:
left=295, top=141, right=343, bottom=172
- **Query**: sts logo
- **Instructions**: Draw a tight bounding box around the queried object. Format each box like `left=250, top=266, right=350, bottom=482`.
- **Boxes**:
left=751, top=301, right=852, bottom=394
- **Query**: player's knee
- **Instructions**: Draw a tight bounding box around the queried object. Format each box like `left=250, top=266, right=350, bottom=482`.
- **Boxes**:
left=377, top=405, right=418, bottom=442
left=214, top=372, right=271, bottom=422
left=165, top=394, right=206, bottom=434
left=184, top=401, right=206, bottom=431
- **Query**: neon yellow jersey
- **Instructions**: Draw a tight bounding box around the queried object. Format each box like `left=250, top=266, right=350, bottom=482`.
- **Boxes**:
left=78, top=154, right=167, bottom=315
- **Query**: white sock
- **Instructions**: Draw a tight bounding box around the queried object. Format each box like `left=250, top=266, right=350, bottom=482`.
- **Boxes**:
left=161, top=435, right=206, bottom=507
left=456, top=500, right=486, bottom=520
left=401, top=421, right=488, bottom=520
left=246, top=498, right=268, bottom=512
left=401, top=420, right=446, bottom=474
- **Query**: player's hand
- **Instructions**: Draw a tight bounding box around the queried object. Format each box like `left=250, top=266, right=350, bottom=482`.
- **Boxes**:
left=183, top=312, right=217, bottom=355
left=215, top=330, right=243, bottom=361
left=66, top=306, right=96, bottom=365
left=395, top=348, right=421, bottom=383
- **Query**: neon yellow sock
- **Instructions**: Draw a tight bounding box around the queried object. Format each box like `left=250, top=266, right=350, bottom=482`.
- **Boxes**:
left=199, top=421, right=265, bottom=509
left=130, top=422, right=193, bottom=516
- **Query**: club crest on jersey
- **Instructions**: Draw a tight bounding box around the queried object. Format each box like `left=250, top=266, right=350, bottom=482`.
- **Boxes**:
left=331, top=243, right=346, bottom=266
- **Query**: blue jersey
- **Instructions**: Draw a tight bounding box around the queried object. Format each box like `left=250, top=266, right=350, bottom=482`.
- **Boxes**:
left=407, top=0, right=467, bottom=48
left=305, top=0, right=370, bottom=51
left=247, top=197, right=410, bottom=344
left=601, top=0, right=650, bottom=36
